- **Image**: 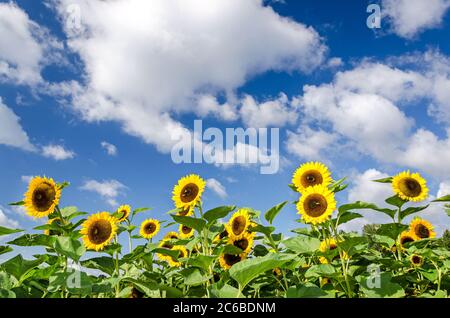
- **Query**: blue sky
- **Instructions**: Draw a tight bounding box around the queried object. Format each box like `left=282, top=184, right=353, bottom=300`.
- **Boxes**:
left=1, top=0, right=450, bottom=259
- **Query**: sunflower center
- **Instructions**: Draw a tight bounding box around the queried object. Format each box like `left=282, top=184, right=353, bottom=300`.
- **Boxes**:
left=303, top=194, right=328, bottom=217
left=401, top=236, right=414, bottom=245
left=87, top=219, right=112, bottom=245
left=180, top=183, right=199, bottom=203
left=224, top=254, right=241, bottom=266
left=399, top=178, right=422, bottom=197
left=182, top=225, right=192, bottom=234
left=301, top=170, right=323, bottom=188
left=144, top=222, right=156, bottom=234
left=219, top=229, right=228, bottom=239
left=233, top=238, right=249, bottom=251
left=161, top=241, right=173, bottom=249
left=32, top=182, right=56, bottom=212
left=415, top=224, right=430, bottom=239
left=118, top=209, right=127, bottom=220
left=412, top=255, right=421, bottom=264
left=179, top=207, right=191, bottom=216
left=231, top=216, right=247, bottom=236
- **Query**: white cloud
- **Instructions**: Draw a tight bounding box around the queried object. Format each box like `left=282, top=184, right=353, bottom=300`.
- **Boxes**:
left=42, top=144, right=75, bottom=161
left=51, top=0, right=326, bottom=153
left=0, top=2, right=63, bottom=85
left=101, top=141, right=118, bottom=156
left=286, top=125, right=337, bottom=161
left=0, top=97, right=35, bottom=151
left=80, top=179, right=127, bottom=207
left=382, top=0, right=450, bottom=39
left=240, top=93, right=298, bottom=128
left=206, top=178, right=228, bottom=199
left=196, top=95, right=238, bottom=122
left=21, top=175, right=33, bottom=183
left=0, top=207, right=19, bottom=229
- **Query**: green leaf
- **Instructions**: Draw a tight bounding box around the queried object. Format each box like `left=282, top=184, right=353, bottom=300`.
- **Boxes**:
left=0, top=246, right=13, bottom=256
left=283, top=236, right=321, bottom=254
left=385, top=195, right=407, bottom=209
left=0, top=254, right=48, bottom=280
left=288, top=183, right=298, bottom=192
left=264, top=201, right=288, bottom=224
left=221, top=244, right=245, bottom=256
left=0, top=289, right=15, bottom=298
left=339, top=201, right=397, bottom=219
left=210, top=284, right=241, bottom=298
left=305, top=264, right=337, bottom=278
left=48, top=270, right=93, bottom=295
left=229, top=253, right=296, bottom=289
left=399, top=205, right=429, bottom=221
left=357, top=272, right=405, bottom=298
left=376, top=223, right=409, bottom=240
left=7, top=234, right=55, bottom=248
left=329, top=177, right=348, bottom=193
left=181, top=268, right=212, bottom=286
left=373, top=177, right=393, bottom=183
left=8, top=201, right=24, bottom=206
left=203, top=206, right=236, bottom=223
left=334, top=212, right=363, bottom=227
left=53, top=236, right=85, bottom=262
left=433, top=194, right=450, bottom=202
left=0, top=226, right=23, bottom=237
left=287, top=283, right=334, bottom=298
left=171, top=215, right=206, bottom=232
left=132, top=207, right=151, bottom=217
left=248, top=224, right=275, bottom=238
left=81, top=257, right=115, bottom=276
left=59, top=206, right=78, bottom=218
left=186, top=255, right=216, bottom=272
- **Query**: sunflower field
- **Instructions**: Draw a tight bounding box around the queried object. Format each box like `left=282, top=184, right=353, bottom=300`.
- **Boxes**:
left=1, top=162, right=450, bottom=299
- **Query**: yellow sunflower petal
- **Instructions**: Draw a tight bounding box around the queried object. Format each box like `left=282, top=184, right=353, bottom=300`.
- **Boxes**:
left=292, top=162, right=333, bottom=193
left=172, top=174, right=206, bottom=209
left=409, top=218, right=436, bottom=240
left=296, top=185, right=336, bottom=225
left=227, top=209, right=251, bottom=238
left=24, top=176, right=61, bottom=218
left=116, top=205, right=131, bottom=222
left=80, top=212, right=118, bottom=251
left=392, top=171, right=429, bottom=202
left=140, top=219, right=160, bottom=239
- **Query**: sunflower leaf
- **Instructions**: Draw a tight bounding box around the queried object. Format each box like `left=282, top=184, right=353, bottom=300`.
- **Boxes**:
left=81, top=257, right=115, bottom=276
left=53, top=236, right=86, bottom=262
left=338, top=201, right=397, bottom=219
left=0, top=246, right=13, bottom=256
left=8, top=201, right=24, bottom=206
left=0, top=226, right=23, bottom=237
left=288, top=183, right=298, bottom=192
left=373, top=177, right=393, bottom=184
left=287, top=283, right=334, bottom=298
left=171, top=215, right=206, bottom=232
left=385, top=195, right=407, bottom=209
left=283, top=236, right=321, bottom=254
left=356, top=272, right=405, bottom=298
left=433, top=194, right=450, bottom=202
left=333, top=211, right=363, bottom=227
left=132, top=207, right=151, bottom=217
left=249, top=224, right=275, bottom=238
left=399, top=205, right=429, bottom=221
left=7, top=234, right=55, bottom=248
left=305, top=264, right=337, bottom=278
left=203, top=206, right=236, bottom=224
left=264, top=201, right=288, bottom=224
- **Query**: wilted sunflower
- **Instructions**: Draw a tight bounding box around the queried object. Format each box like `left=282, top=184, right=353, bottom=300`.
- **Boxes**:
left=81, top=212, right=118, bottom=251
left=410, top=254, right=424, bottom=267
left=297, top=185, right=336, bottom=225
left=392, top=171, right=428, bottom=202
left=399, top=231, right=415, bottom=248
left=227, top=209, right=251, bottom=238
left=228, top=232, right=254, bottom=254
left=167, top=246, right=188, bottom=267
left=409, top=218, right=436, bottom=240
left=219, top=253, right=247, bottom=270
left=24, top=176, right=61, bottom=218
left=140, top=219, right=160, bottom=239
left=172, top=174, right=206, bottom=209
left=318, top=238, right=348, bottom=264
left=176, top=205, right=194, bottom=217
left=44, top=218, right=62, bottom=236
left=179, top=224, right=194, bottom=239
left=116, top=205, right=131, bottom=222
left=292, top=162, right=332, bottom=193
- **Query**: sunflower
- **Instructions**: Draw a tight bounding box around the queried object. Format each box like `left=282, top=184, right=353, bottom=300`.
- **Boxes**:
left=164, top=231, right=179, bottom=240
left=227, top=209, right=251, bottom=238
left=176, top=205, right=194, bottom=217
left=228, top=232, right=254, bottom=254
left=24, top=176, right=61, bottom=218
left=179, top=224, right=195, bottom=239
left=410, top=254, right=424, bottom=267
left=398, top=231, right=415, bottom=248
left=116, top=205, right=131, bottom=222
left=392, top=171, right=428, bottom=202
left=297, top=185, right=336, bottom=225
left=213, top=228, right=229, bottom=243
left=219, top=253, right=247, bottom=270
left=80, top=212, right=118, bottom=251
left=318, top=238, right=348, bottom=264
left=44, top=218, right=62, bottom=236
left=409, top=218, right=436, bottom=240
left=172, top=174, right=206, bottom=209
left=292, top=162, right=332, bottom=193
left=156, top=240, right=172, bottom=262
left=167, top=246, right=188, bottom=267
left=140, top=219, right=160, bottom=239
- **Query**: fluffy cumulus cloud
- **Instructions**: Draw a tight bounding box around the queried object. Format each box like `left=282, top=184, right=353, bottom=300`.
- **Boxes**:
left=0, top=2, right=63, bottom=85
left=0, top=97, right=35, bottom=151
left=80, top=179, right=127, bottom=207
left=341, top=169, right=450, bottom=234
left=0, top=207, right=19, bottom=228
left=101, top=141, right=118, bottom=156
left=206, top=178, right=228, bottom=199
left=288, top=51, right=450, bottom=177
left=42, top=144, right=75, bottom=160
left=286, top=125, right=337, bottom=161
left=382, top=0, right=450, bottom=38
left=51, top=0, right=326, bottom=153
